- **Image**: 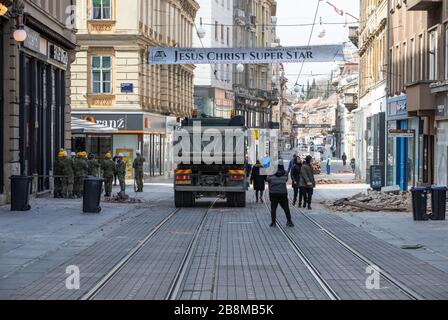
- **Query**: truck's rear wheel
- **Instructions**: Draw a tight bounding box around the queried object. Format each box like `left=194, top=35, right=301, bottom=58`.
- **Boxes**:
left=226, top=193, right=236, bottom=207
left=175, top=191, right=195, bottom=207
left=235, top=192, right=246, bottom=207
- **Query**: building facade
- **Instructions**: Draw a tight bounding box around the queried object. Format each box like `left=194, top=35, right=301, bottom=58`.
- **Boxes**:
left=232, top=0, right=278, bottom=128
left=1, top=0, right=76, bottom=204
left=387, top=0, right=434, bottom=190
left=356, top=0, right=387, bottom=183
left=193, top=0, right=234, bottom=118
left=71, top=0, right=198, bottom=178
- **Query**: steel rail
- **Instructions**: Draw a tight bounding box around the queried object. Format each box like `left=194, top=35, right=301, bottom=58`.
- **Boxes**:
left=288, top=194, right=424, bottom=300
left=80, top=208, right=180, bottom=300
left=166, top=199, right=219, bottom=300
left=262, top=193, right=340, bottom=300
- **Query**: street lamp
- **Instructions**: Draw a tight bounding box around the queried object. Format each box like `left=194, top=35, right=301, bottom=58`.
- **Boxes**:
left=318, top=17, right=326, bottom=39
left=196, top=17, right=206, bottom=39
left=236, top=63, right=245, bottom=73
left=0, top=3, right=8, bottom=16
left=13, top=25, right=27, bottom=42
left=10, top=0, right=27, bottom=42
left=294, top=84, right=301, bottom=93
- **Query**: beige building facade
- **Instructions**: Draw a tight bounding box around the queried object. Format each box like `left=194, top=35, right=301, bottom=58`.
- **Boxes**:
left=71, top=0, right=198, bottom=178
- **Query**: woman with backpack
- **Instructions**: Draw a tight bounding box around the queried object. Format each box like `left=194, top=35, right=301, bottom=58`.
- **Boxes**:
left=299, top=155, right=316, bottom=210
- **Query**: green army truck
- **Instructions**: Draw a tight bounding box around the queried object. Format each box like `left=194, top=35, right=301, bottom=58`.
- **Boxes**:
left=173, top=115, right=248, bottom=208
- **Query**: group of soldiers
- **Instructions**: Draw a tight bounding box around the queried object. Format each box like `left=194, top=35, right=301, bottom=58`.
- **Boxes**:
left=53, top=149, right=145, bottom=199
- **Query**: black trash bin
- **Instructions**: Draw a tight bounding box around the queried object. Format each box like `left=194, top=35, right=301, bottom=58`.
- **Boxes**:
left=411, top=186, right=429, bottom=221
left=430, top=186, right=447, bottom=221
left=83, top=177, right=104, bottom=213
left=9, top=175, right=32, bottom=211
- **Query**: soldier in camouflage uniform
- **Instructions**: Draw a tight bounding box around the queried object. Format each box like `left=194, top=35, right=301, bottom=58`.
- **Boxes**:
left=54, top=149, right=65, bottom=198
left=73, top=152, right=88, bottom=198
left=101, top=152, right=115, bottom=197
left=133, top=150, right=146, bottom=192
left=62, top=151, right=74, bottom=198
left=116, top=153, right=127, bottom=193
left=87, top=153, right=101, bottom=177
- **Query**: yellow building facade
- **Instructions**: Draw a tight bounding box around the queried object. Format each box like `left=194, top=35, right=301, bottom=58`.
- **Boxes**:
left=71, top=0, right=198, bottom=177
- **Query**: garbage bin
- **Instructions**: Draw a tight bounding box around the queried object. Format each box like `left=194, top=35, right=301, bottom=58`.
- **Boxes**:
left=430, top=186, right=447, bottom=221
left=9, top=175, right=32, bottom=211
left=83, top=177, right=104, bottom=213
left=411, top=186, right=429, bottom=221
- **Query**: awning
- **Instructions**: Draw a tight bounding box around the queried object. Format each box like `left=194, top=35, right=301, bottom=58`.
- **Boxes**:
left=71, top=117, right=118, bottom=134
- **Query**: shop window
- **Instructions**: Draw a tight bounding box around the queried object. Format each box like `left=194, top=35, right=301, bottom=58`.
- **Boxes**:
left=91, top=56, right=112, bottom=94
left=92, top=0, right=112, bottom=20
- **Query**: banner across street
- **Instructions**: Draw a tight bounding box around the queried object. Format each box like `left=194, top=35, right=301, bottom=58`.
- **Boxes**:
left=148, top=45, right=344, bottom=65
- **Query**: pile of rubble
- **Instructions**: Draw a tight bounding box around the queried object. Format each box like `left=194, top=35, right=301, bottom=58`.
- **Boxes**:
left=316, top=179, right=363, bottom=185
left=323, top=190, right=413, bottom=212
left=104, top=192, right=143, bottom=204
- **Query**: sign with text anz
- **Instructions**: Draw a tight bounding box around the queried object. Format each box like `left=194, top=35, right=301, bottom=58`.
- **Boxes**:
left=148, top=45, right=344, bottom=65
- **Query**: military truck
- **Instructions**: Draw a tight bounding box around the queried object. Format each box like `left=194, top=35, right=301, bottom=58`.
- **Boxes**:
left=173, top=115, right=248, bottom=208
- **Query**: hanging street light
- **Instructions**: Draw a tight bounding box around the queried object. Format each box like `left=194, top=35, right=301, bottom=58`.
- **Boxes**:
left=294, top=84, right=301, bottom=93
left=318, top=17, right=326, bottom=39
left=236, top=63, right=245, bottom=73
left=197, top=17, right=206, bottom=39
left=0, top=3, right=8, bottom=16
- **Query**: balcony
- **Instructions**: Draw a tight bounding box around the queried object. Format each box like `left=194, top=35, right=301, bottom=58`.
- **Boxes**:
left=406, top=81, right=436, bottom=114
left=407, top=0, right=442, bottom=11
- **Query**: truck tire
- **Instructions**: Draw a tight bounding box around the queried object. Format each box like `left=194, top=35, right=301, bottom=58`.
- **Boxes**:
left=235, top=192, right=246, bottom=207
left=175, top=191, right=195, bottom=207
left=226, top=193, right=236, bottom=207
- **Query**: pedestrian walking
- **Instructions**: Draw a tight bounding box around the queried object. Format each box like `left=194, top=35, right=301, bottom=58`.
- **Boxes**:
left=350, top=158, right=356, bottom=173
left=326, top=156, right=332, bottom=175
left=291, top=157, right=304, bottom=207
left=133, top=150, right=145, bottom=192
left=267, top=164, right=294, bottom=228
left=287, top=154, right=298, bottom=174
left=87, top=153, right=101, bottom=177
left=61, top=151, right=74, bottom=198
left=250, top=160, right=266, bottom=203
left=53, top=149, right=65, bottom=198
left=116, top=153, right=127, bottom=193
left=73, top=152, right=88, bottom=198
left=299, top=155, right=316, bottom=210
left=101, top=152, right=115, bottom=197
left=342, top=153, right=347, bottom=166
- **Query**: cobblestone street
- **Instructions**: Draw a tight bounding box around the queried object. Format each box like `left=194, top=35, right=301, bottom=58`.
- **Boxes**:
left=1, top=179, right=447, bottom=300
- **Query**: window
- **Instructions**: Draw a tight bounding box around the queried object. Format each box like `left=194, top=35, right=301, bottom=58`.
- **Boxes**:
left=91, top=56, right=112, bottom=94
left=221, top=24, right=224, bottom=42
left=419, top=34, right=424, bottom=80
left=227, top=27, right=230, bottom=46
left=215, top=21, right=218, bottom=40
left=92, top=0, right=111, bottom=20
left=429, top=29, right=437, bottom=80
left=445, top=25, right=448, bottom=79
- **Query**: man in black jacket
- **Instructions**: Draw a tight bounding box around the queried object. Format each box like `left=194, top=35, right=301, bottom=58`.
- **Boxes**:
left=267, top=164, right=294, bottom=228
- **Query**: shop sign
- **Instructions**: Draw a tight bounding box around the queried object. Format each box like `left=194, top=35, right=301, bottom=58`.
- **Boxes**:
left=75, top=114, right=144, bottom=131
left=23, top=26, right=41, bottom=53
left=388, top=129, right=415, bottom=138
left=149, top=45, right=344, bottom=65
left=121, top=83, right=134, bottom=93
left=387, top=96, right=407, bottom=120
left=436, top=104, right=446, bottom=117
left=49, top=44, right=68, bottom=65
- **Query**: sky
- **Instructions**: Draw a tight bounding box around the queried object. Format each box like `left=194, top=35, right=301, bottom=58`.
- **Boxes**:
left=276, top=0, right=360, bottom=93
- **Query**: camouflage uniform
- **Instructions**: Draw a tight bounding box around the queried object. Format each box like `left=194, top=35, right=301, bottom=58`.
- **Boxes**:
left=62, top=157, right=74, bottom=198
left=73, top=156, right=88, bottom=198
left=53, top=157, right=64, bottom=198
left=88, top=158, right=101, bottom=177
left=117, top=159, right=127, bottom=193
left=133, top=155, right=146, bottom=192
left=101, top=159, right=115, bottom=196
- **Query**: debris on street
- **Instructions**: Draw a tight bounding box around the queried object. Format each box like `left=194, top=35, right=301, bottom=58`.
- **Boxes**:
left=316, top=179, right=363, bottom=185
left=104, top=192, right=142, bottom=204
left=322, top=190, right=413, bottom=212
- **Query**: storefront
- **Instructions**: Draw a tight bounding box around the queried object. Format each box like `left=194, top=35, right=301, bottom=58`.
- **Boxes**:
left=19, top=25, right=74, bottom=193
left=435, top=99, right=448, bottom=186
left=0, top=16, right=4, bottom=195
left=72, top=112, right=169, bottom=178
left=365, top=112, right=386, bottom=184
left=386, top=96, right=419, bottom=191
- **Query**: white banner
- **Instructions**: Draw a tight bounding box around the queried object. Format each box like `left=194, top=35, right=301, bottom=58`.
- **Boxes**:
left=148, top=45, right=344, bottom=65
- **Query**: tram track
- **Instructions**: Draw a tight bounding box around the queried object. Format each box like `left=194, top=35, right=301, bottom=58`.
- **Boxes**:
left=80, top=200, right=218, bottom=300
left=287, top=194, right=424, bottom=300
